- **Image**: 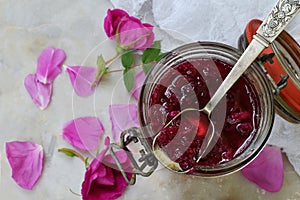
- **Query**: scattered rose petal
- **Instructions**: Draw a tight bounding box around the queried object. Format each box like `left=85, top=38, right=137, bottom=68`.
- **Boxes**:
left=6, top=141, right=44, bottom=190
left=81, top=137, right=132, bottom=200
left=131, top=71, right=146, bottom=100
left=109, top=104, right=139, bottom=142
left=24, top=74, right=53, bottom=110
left=241, top=146, right=284, bottom=192
left=66, top=66, right=96, bottom=97
left=36, top=47, right=66, bottom=84
left=62, top=116, right=105, bottom=151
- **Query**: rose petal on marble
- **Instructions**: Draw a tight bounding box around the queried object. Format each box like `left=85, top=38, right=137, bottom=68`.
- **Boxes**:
left=241, top=146, right=284, bottom=192
left=62, top=116, right=105, bottom=151
left=66, top=66, right=96, bottom=97
left=131, top=71, right=146, bottom=100
left=109, top=104, right=139, bottom=142
left=24, top=74, right=53, bottom=110
left=5, top=141, right=44, bottom=190
left=36, top=47, right=66, bottom=84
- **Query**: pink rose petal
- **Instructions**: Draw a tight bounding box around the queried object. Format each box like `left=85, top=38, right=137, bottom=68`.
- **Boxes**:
left=241, top=146, right=284, bottom=192
left=66, top=66, right=96, bottom=97
left=36, top=47, right=66, bottom=84
left=81, top=137, right=132, bottom=200
left=62, top=116, right=105, bottom=151
left=104, top=9, right=155, bottom=50
left=6, top=141, right=44, bottom=190
left=131, top=71, right=146, bottom=100
left=94, top=165, right=115, bottom=186
left=24, top=74, right=53, bottom=110
left=104, top=9, right=129, bottom=39
left=104, top=150, right=129, bottom=166
left=93, top=137, right=111, bottom=167
left=109, top=104, right=139, bottom=142
left=119, top=17, right=155, bottom=50
left=138, top=23, right=155, bottom=50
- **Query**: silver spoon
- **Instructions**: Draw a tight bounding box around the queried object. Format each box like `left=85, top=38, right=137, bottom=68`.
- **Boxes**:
left=152, top=0, right=300, bottom=173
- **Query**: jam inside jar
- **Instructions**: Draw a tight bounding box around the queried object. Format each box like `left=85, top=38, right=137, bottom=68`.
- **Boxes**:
left=148, top=58, right=261, bottom=171
left=139, top=42, right=274, bottom=177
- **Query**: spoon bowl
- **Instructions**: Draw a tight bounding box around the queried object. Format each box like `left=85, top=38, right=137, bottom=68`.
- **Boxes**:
left=152, top=108, right=217, bottom=173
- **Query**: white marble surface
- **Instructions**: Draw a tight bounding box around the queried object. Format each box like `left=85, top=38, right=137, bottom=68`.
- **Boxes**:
left=0, top=0, right=300, bottom=199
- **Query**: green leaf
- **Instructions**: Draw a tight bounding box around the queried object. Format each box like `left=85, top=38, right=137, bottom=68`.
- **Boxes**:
left=123, top=68, right=134, bottom=92
left=121, top=51, right=134, bottom=69
left=97, top=54, right=106, bottom=69
left=142, top=41, right=161, bottom=64
left=155, top=52, right=169, bottom=61
left=58, top=148, right=78, bottom=158
left=142, top=63, right=153, bottom=74
left=92, top=55, right=108, bottom=87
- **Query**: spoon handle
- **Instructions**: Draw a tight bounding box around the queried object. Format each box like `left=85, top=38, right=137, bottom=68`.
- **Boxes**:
left=257, top=0, right=300, bottom=43
left=204, top=38, right=266, bottom=114
left=203, top=0, right=300, bottom=114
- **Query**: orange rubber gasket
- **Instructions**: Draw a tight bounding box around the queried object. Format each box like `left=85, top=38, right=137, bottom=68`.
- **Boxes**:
left=245, top=19, right=300, bottom=115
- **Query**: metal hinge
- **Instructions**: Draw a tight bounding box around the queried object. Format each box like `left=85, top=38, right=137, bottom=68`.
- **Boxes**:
left=259, top=53, right=289, bottom=95
left=109, top=127, right=158, bottom=185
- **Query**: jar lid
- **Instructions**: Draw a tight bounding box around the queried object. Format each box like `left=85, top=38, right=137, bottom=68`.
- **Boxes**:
left=240, top=19, right=300, bottom=123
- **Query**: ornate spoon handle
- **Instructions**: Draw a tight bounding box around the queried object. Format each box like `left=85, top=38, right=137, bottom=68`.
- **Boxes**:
left=205, top=0, right=300, bottom=114
left=257, top=0, right=300, bottom=42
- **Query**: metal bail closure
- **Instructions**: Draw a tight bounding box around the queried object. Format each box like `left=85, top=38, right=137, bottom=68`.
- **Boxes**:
left=239, top=19, right=300, bottom=123
left=109, top=127, right=158, bottom=185
left=258, top=52, right=289, bottom=95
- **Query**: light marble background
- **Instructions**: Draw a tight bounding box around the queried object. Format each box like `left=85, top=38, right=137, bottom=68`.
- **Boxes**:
left=0, top=0, right=299, bottom=199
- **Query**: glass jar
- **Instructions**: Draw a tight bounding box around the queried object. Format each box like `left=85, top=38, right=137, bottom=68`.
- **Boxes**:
left=110, top=42, right=275, bottom=184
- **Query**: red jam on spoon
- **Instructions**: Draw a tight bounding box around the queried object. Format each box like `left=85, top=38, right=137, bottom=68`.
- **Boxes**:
left=148, top=58, right=260, bottom=171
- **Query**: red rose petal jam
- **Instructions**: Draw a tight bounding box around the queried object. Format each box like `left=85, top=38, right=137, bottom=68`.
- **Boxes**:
left=148, top=58, right=260, bottom=171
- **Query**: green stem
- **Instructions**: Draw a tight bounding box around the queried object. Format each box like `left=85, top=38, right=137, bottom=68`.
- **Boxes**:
left=69, top=188, right=82, bottom=197
left=105, top=53, right=120, bottom=65
left=107, top=61, right=156, bottom=74
left=91, top=53, right=121, bottom=88
left=115, top=16, right=127, bottom=45
left=58, top=148, right=86, bottom=164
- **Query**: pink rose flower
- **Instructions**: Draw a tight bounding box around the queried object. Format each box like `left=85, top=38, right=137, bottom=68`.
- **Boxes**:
left=81, top=137, right=132, bottom=200
left=104, top=9, right=154, bottom=50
